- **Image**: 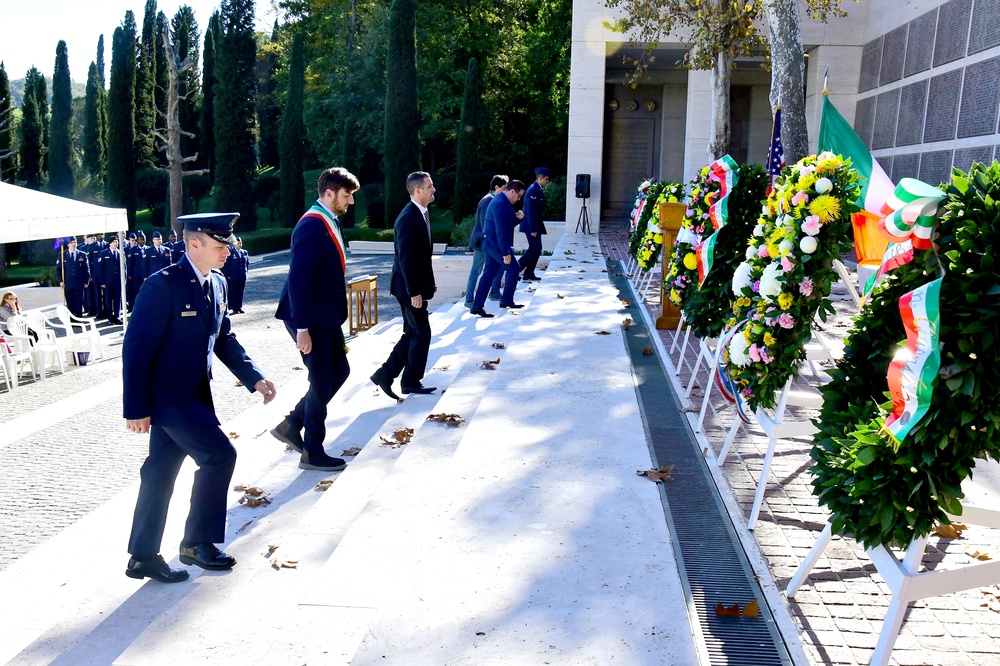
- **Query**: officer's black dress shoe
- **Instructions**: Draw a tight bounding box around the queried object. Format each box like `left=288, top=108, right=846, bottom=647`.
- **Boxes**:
left=370, top=368, right=401, bottom=401
left=270, top=419, right=305, bottom=453
left=299, top=450, right=348, bottom=471
left=179, top=542, right=237, bottom=570
left=469, top=308, right=494, bottom=318
left=521, top=274, right=541, bottom=281
left=401, top=383, right=436, bottom=394
left=126, top=555, right=190, bottom=583
left=499, top=302, right=524, bottom=309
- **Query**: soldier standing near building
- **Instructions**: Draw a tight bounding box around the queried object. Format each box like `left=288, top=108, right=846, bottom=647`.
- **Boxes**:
left=517, top=167, right=550, bottom=282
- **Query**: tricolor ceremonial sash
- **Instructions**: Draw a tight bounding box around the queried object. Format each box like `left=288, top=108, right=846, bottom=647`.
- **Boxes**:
left=694, top=234, right=717, bottom=286
left=302, top=203, right=347, bottom=272
left=861, top=239, right=914, bottom=303
left=878, top=178, right=945, bottom=250
left=716, top=319, right=753, bottom=424
left=882, top=277, right=942, bottom=449
left=631, top=198, right=647, bottom=236
left=707, top=155, right=738, bottom=231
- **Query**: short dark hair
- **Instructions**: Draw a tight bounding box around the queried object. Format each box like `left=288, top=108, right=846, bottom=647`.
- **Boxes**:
left=489, top=175, right=509, bottom=191
left=317, top=167, right=361, bottom=197
left=507, top=179, right=527, bottom=193
left=405, top=171, right=431, bottom=196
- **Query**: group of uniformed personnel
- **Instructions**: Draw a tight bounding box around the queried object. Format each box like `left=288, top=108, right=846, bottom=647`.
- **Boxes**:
left=56, top=228, right=249, bottom=324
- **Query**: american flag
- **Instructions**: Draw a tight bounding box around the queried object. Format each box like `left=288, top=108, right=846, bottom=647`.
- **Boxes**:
left=766, top=107, right=785, bottom=195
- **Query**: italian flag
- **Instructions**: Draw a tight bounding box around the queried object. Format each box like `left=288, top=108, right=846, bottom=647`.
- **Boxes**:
left=818, top=93, right=895, bottom=217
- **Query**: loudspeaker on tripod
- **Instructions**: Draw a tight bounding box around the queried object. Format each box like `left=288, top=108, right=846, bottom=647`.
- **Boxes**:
left=575, top=174, right=591, bottom=199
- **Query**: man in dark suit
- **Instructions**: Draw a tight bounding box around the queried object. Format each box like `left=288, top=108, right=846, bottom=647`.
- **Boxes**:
left=96, top=235, right=124, bottom=325
left=56, top=237, right=91, bottom=317
left=471, top=180, right=527, bottom=317
left=143, top=231, right=173, bottom=280
left=271, top=167, right=359, bottom=472
left=371, top=171, right=438, bottom=400
left=123, top=213, right=277, bottom=583
left=464, top=175, right=508, bottom=309
left=518, top=167, right=550, bottom=281
left=222, top=237, right=250, bottom=314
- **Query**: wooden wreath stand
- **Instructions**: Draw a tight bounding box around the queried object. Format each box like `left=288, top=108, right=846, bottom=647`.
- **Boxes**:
left=655, top=202, right=688, bottom=329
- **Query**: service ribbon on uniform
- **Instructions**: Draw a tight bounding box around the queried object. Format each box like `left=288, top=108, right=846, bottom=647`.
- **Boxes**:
left=878, top=178, right=945, bottom=250
left=707, top=155, right=739, bottom=231
left=882, top=277, right=943, bottom=450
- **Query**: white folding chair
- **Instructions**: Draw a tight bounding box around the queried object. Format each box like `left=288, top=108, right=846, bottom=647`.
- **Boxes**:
left=7, top=315, right=65, bottom=379
left=52, top=305, right=105, bottom=361
left=0, top=332, right=39, bottom=388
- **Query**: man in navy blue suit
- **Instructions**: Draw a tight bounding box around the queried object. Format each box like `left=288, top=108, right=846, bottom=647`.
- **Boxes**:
left=464, top=175, right=508, bottom=309
left=518, top=167, right=550, bottom=281
left=470, top=180, right=527, bottom=317
left=271, top=167, right=359, bottom=472
left=123, top=213, right=277, bottom=583
left=371, top=171, right=438, bottom=400
left=56, top=237, right=91, bottom=317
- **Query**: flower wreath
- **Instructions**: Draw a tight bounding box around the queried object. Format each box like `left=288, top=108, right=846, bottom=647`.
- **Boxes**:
left=664, top=166, right=714, bottom=304
left=681, top=163, right=768, bottom=339
left=629, top=180, right=667, bottom=262
left=636, top=182, right=684, bottom=272
left=723, top=152, right=861, bottom=411
left=811, top=161, right=1000, bottom=550
left=629, top=179, right=656, bottom=237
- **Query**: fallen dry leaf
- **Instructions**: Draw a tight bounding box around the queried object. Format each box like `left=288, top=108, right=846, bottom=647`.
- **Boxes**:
left=557, top=293, right=565, bottom=299
left=237, top=520, right=254, bottom=534
left=380, top=427, right=414, bottom=447
left=615, top=272, right=624, bottom=277
left=427, top=413, right=466, bottom=427
left=702, top=447, right=709, bottom=458
left=491, top=342, right=506, bottom=349
left=314, top=479, right=334, bottom=491
left=234, top=485, right=272, bottom=507
left=475, top=631, right=485, bottom=636
left=970, top=550, right=992, bottom=561
left=271, top=559, right=299, bottom=570
left=342, top=446, right=362, bottom=456
left=235, top=380, right=243, bottom=387
left=564, top=250, right=575, bottom=255
left=602, top=269, right=608, bottom=273
left=239, top=494, right=272, bottom=508
left=285, top=443, right=295, bottom=452
left=481, top=358, right=501, bottom=370
left=742, top=599, right=760, bottom=618
left=595, top=330, right=611, bottom=335
left=266, top=544, right=280, bottom=556
left=578, top=269, right=585, bottom=273
left=623, top=318, right=633, bottom=330
left=621, top=299, right=631, bottom=307
left=292, top=365, right=303, bottom=370
left=680, top=405, right=700, bottom=413
left=580, top=260, right=592, bottom=264
left=642, top=347, right=653, bottom=355
left=637, top=466, right=674, bottom=483
left=715, top=603, right=741, bottom=617
left=228, top=431, right=240, bottom=439
left=433, top=365, right=450, bottom=371
left=932, top=523, right=968, bottom=539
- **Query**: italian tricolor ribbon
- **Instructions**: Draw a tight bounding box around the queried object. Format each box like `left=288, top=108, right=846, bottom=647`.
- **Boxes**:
left=707, top=155, right=738, bottom=231
left=302, top=203, right=347, bottom=272
left=716, top=319, right=753, bottom=424
left=861, top=239, right=914, bottom=304
left=878, top=178, right=945, bottom=250
left=694, top=233, right=717, bottom=286
left=882, top=277, right=942, bottom=449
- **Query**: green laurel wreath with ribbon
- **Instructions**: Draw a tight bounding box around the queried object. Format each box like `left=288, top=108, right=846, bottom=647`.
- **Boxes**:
left=811, top=161, right=1000, bottom=550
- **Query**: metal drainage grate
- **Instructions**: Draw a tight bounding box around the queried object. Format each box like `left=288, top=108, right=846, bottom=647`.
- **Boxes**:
left=611, top=261, right=792, bottom=666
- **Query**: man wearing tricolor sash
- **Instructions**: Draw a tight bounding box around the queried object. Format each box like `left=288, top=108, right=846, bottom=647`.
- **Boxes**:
left=271, top=167, right=360, bottom=472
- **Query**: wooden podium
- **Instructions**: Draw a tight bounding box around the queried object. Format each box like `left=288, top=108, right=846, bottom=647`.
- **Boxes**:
left=348, top=274, right=379, bottom=335
left=655, top=202, right=688, bottom=329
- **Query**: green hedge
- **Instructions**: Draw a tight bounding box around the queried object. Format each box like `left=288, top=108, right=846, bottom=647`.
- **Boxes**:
left=239, top=228, right=293, bottom=255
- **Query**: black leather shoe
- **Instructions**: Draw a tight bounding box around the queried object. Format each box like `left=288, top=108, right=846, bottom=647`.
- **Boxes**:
left=470, top=308, right=494, bottom=318
left=270, top=419, right=304, bottom=453
left=370, top=368, right=401, bottom=401
left=179, top=542, right=237, bottom=570
left=126, top=555, right=190, bottom=583
left=499, top=302, right=524, bottom=309
left=401, top=383, right=437, bottom=395
left=299, top=451, right=348, bottom=471
left=522, top=274, right=540, bottom=281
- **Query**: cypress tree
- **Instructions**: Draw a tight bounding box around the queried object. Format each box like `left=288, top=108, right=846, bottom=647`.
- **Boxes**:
left=107, top=21, right=138, bottom=225
left=26, top=69, right=48, bottom=178
left=452, top=57, right=481, bottom=226
left=383, top=0, right=420, bottom=228
left=200, top=25, right=216, bottom=180
left=19, top=69, right=44, bottom=190
left=49, top=40, right=74, bottom=197
left=83, top=62, right=106, bottom=187
left=0, top=63, right=15, bottom=184
left=214, top=0, right=258, bottom=230
left=279, top=32, right=305, bottom=228
left=256, top=20, right=281, bottom=169
left=153, top=10, right=170, bottom=166
left=96, top=35, right=106, bottom=87
left=135, top=0, right=157, bottom=168
left=172, top=6, right=201, bottom=169
left=97, top=37, right=109, bottom=185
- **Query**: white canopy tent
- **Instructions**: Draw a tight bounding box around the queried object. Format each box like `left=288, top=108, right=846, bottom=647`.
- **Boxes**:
left=0, top=182, right=130, bottom=327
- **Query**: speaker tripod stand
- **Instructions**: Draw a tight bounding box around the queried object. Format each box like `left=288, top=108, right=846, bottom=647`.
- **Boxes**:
left=575, top=198, right=592, bottom=233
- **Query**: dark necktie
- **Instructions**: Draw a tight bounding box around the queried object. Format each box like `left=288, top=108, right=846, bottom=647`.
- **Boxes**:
left=203, top=280, right=211, bottom=305
left=423, top=209, right=431, bottom=241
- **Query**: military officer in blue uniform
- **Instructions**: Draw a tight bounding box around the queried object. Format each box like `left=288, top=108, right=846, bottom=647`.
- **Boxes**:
left=127, top=231, right=147, bottom=303
left=79, top=233, right=104, bottom=317
left=123, top=213, right=277, bottom=583
left=518, top=167, right=550, bottom=281
left=143, top=230, right=173, bottom=280
left=168, top=228, right=186, bottom=260
left=56, top=237, right=91, bottom=317
left=222, top=237, right=249, bottom=314
left=470, top=180, right=527, bottom=316
left=97, top=235, right=124, bottom=325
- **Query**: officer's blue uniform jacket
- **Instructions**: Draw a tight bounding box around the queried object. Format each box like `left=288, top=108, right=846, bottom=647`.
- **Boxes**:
left=56, top=249, right=90, bottom=289
left=519, top=181, right=545, bottom=234
left=123, top=257, right=264, bottom=426
left=143, top=244, right=173, bottom=279
left=483, top=192, right=518, bottom=259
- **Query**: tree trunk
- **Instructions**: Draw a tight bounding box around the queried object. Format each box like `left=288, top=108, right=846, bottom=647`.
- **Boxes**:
left=765, top=0, right=809, bottom=164
left=708, top=50, right=734, bottom=160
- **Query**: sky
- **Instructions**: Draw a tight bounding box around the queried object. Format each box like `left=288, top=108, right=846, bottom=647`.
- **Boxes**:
left=0, top=0, right=281, bottom=83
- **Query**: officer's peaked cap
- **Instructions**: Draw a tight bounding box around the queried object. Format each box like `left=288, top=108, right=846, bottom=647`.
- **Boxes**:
left=178, top=213, right=239, bottom=245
